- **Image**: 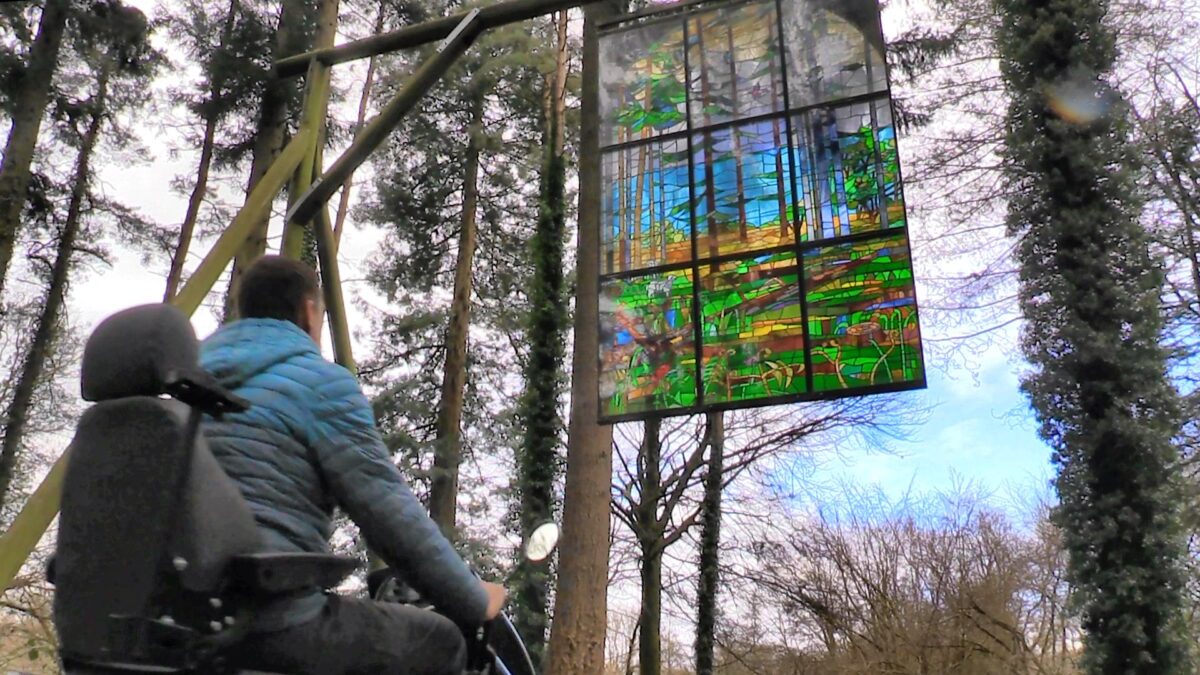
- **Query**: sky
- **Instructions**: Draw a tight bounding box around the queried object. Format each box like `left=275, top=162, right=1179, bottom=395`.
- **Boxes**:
left=50, top=0, right=1057, bottom=518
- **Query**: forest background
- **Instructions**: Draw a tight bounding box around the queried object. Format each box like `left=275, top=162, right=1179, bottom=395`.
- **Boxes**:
left=0, top=0, right=1196, bottom=672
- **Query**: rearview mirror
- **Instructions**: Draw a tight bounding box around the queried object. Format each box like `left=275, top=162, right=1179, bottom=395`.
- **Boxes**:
left=524, top=521, right=560, bottom=563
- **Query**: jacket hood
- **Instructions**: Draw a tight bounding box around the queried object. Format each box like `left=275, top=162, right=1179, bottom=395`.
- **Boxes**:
left=199, top=318, right=319, bottom=390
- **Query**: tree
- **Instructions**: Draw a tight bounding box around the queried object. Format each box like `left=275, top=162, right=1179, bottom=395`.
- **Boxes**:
left=0, top=0, right=70, bottom=302
left=225, top=0, right=318, bottom=313
left=542, top=3, right=622, bottom=672
left=995, top=0, right=1192, bottom=670
left=610, top=400, right=905, bottom=675
left=361, top=0, right=548, bottom=541
left=693, top=411, right=723, bottom=675
left=161, top=0, right=273, bottom=301
left=0, top=0, right=159, bottom=508
left=725, top=487, right=1079, bottom=674
left=510, top=10, right=572, bottom=667
left=427, top=87, right=485, bottom=532
left=330, top=0, right=387, bottom=245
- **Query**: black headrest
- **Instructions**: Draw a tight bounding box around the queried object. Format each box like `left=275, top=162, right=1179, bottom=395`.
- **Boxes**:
left=81, top=304, right=200, bottom=402
left=80, top=304, right=249, bottom=415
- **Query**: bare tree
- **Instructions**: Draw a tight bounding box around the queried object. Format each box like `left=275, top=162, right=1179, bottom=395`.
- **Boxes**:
left=720, top=487, right=1080, bottom=675
left=610, top=397, right=914, bottom=674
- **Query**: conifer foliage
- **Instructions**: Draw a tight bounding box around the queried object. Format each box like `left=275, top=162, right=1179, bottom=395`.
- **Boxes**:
left=995, top=0, right=1191, bottom=671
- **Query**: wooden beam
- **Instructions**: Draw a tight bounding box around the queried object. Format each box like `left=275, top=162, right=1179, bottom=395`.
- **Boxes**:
left=274, top=0, right=594, bottom=78
left=313, top=204, right=356, bottom=373
left=281, top=0, right=339, bottom=258
left=281, top=60, right=333, bottom=258
left=285, top=10, right=482, bottom=226
left=0, top=450, right=67, bottom=590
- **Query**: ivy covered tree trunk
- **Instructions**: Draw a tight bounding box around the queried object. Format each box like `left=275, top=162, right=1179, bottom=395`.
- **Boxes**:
left=542, top=3, right=621, bottom=672
left=995, top=0, right=1191, bottom=671
left=695, top=411, right=724, bottom=675
left=0, top=0, right=70, bottom=301
left=512, top=11, right=570, bottom=668
left=429, top=93, right=485, bottom=533
left=0, top=70, right=108, bottom=507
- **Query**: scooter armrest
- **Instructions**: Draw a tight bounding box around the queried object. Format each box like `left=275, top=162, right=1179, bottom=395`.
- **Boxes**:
left=228, top=553, right=359, bottom=595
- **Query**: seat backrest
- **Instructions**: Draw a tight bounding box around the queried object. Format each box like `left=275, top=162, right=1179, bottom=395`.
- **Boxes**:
left=54, top=304, right=263, bottom=663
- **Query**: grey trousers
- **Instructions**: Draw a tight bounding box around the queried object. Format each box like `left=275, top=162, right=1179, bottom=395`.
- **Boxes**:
left=227, top=595, right=467, bottom=675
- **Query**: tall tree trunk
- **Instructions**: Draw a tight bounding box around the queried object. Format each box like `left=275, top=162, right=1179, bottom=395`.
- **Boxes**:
left=0, top=0, right=70, bottom=301
left=771, top=116, right=790, bottom=238
left=164, top=115, right=217, bottom=301
left=226, top=0, right=308, bottom=316
left=428, top=94, right=485, bottom=533
left=513, top=12, right=571, bottom=668
left=637, top=418, right=663, bottom=675
left=617, top=117, right=629, bottom=271
left=694, top=412, right=724, bottom=675
left=331, top=0, right=385, bottom=249
left=164, top=0, right=241, bottom=301
left=0, top=73, right=107, bottom=506
left=631, top=83, right=650, bottom=267
left=542, top=3, right=621, bottom=672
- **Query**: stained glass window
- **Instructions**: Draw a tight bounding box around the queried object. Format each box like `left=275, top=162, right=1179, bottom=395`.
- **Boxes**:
left=792, top=98, right=906, bottom=241
left=698, top=251, right=806, bottom=404
left=691, top=119, right=797, bottom=258
left=780, top=0, right=888, bottom=106
left=599, top=270, right=698, bottom=414
left=686, top=2, right=784, bottom=126
left=601, top=138, right=693, bottom=275
left=804, top=232, right=921, bottom=391
left=597, top=0, right=924, bottom=421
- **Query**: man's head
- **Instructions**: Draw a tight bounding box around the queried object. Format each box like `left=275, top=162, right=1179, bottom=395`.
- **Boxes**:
left=235, top=255, right=323, bottom=346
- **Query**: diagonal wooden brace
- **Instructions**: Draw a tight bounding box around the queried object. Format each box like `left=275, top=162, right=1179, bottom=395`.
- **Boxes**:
left=274, top=0, right=593, bottom=78
left=284, top=9, right=483, bottom=228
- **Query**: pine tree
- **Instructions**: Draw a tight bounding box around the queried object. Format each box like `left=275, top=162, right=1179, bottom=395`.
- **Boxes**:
left=162, top=0, right=272, bottom=300
left=225, top=0, right=319, bottom=314
left=361, top=4, right=547, bottom=536
left=995, top=0, right=1191, bottom=671
left=0, top=0, right=159, bottom=508
left=0, top=0, right=70, bottom=302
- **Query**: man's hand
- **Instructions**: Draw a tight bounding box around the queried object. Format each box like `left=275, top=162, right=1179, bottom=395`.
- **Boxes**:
left=481, top=581, right=508, bottom=620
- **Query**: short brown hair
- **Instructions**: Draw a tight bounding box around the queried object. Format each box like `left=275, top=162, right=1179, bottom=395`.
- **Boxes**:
left=235, top=255, right=320, bottom=326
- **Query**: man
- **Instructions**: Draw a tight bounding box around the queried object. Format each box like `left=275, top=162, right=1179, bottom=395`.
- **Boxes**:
left=198, top=255, right=506, bottom=674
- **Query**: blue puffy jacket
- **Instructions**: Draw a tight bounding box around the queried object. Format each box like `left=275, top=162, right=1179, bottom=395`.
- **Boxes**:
left=198, top=318, right=488, bottom=631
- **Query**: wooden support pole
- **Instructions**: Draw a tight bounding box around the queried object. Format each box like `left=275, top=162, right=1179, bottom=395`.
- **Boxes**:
left=281, top=60, right=332, bottom=258
left=282, top=0, right=339, bottom=258
left=285, top=9, right=482, bottom=227
left=0, top=450, right=68, bottom=589
left=314, top=204, right=355, bottom=373
left=274, top=0, right=592, bottom=78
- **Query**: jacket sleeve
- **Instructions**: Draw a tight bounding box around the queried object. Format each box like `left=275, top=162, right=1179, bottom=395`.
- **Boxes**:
left=307, top=362, right=489, bottom=627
